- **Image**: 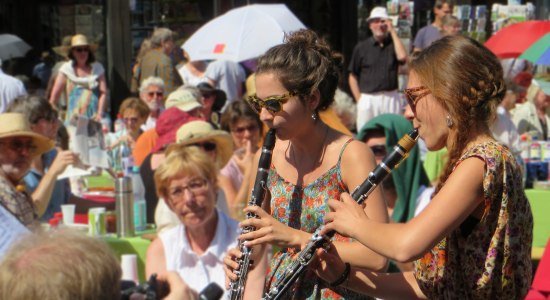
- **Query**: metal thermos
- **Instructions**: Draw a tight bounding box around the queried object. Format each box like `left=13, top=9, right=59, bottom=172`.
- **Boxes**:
left=115, top=177, right=135, bottom=237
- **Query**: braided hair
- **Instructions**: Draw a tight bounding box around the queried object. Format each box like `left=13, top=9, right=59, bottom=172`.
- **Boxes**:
left=409, top=35, right=506, bottom=194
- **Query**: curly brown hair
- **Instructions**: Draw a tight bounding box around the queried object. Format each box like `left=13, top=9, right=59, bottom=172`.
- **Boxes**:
left=255, top=29, right=342, bottom=112
left=410, top=35, right=505, bottom=194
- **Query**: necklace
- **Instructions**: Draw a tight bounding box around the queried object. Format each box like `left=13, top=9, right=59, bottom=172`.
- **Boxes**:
left=289, top=124, right=330, bottom=185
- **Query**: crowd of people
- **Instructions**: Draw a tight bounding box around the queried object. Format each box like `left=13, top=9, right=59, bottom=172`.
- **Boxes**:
left=0, top=1, right=547, bottom=299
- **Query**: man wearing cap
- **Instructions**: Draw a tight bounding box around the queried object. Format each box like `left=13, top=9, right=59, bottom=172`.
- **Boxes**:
left=132, top=86, right=204, bottom=168
left=348, top=6, right=407, bottom=131
left=0, top=59, right=27, bottom=114
left=0, top=113, right=54, bottom=226
left=132, top=28, right=182, bottom=96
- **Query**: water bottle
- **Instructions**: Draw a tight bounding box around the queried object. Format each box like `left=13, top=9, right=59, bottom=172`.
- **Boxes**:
left=131, top=166, right=147, bottom=232
left=519, top=134, right=530, bottom=163
left=114, top=113, right=125, bottom=133
left=529, top=137, right=542, bottom=162
left=119, top=140, right=134, bottom=178
left=115, top=177, right=135, bottom=238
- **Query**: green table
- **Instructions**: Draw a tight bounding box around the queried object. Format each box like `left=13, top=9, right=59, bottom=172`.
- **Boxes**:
left=526, top=189, right=550, bottom=260
left=102, top=230, right=154, bottom=283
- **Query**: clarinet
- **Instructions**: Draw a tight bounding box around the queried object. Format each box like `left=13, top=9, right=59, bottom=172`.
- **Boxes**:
left=263, top=129, right=419, bottom=300
left=228, top=129, right=277, bottom=300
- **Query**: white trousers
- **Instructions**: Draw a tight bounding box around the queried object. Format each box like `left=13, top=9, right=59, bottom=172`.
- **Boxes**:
left=356, top=90, right=404, bottom=132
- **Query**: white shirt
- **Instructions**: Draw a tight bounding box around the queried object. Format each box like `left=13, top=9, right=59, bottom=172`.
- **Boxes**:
left=159, top=209, right=239, bottom=297
left=491, top=106, right=521, bottom=155
left=204, top=60, right=246, bottom=110
left=0, top=69, right=27, bottom=113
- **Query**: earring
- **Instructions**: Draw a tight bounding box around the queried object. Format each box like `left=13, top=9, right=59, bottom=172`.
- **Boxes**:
left=311, top=112, right=318, bottom=121
left=446, top=115, right=454, bottom=128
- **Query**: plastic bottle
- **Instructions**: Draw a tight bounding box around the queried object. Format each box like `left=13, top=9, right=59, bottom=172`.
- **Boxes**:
left=114, top=113, right=125, bottom=134
left=131, top=166, right=147, bottom=232
left=119, top=141, right=134, bottom=177
left=529, top=136, right=542, bottom=162
left=519, top=135, right=530, bottom=163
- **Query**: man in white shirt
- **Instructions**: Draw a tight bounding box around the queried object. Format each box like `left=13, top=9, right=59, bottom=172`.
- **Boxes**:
left=0, top=59, right=27, bottom=113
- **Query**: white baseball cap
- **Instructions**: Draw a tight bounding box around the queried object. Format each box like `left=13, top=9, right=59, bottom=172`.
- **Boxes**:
left=367, top=7, right=389, bottom=22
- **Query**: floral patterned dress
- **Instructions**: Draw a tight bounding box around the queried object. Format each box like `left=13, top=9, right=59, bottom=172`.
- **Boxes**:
left=414, top=141, right=533, bottom=299
left=265, top=139, right=367, bottom=300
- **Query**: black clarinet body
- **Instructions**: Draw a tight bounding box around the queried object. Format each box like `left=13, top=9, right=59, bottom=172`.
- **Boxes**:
left=263, top=129, right=419, bottom=300
left=228, top=129, right=276, bottom=300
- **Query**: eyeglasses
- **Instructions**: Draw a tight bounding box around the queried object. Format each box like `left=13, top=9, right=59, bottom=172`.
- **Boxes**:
left=74, top=47, right=89, bottom=53
left=202, top=92, right=215, bottom=98
left=232, top=124, right=259, bottom=135
left=168, top=178, right=209, bottom=200
left=404, top=86, right=431, bottom=114
left=370, top=145, right=387, bottom=158
left=0, top=139, right=38, bottom=155
left=123, top=117, right=139, bottom=123
left=245, top=92, right=296, bottom=114
left=147, top=91, right=164, bottom=97
left=189, top=141, right=217, bottom=152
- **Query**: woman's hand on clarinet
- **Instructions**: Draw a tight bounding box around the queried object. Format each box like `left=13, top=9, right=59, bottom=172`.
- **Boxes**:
left=239, top=205, right=310, bottom=249
left=223, top=247, right=243, bottom=286
left=322, top=192, right=369, bottom=239
left=311, top=242, right=348, bottom=285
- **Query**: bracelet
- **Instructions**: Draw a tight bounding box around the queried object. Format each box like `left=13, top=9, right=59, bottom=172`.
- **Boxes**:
left=329, top=262, right=351, bottom=287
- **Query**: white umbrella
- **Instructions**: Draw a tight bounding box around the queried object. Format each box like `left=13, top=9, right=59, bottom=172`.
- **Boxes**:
left=183, top=4, right=306, bottom=62
left=0, top=34, right=31, bottom=61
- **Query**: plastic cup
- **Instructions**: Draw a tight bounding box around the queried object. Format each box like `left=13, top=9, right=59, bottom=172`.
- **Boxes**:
left=61, top=204, right=76, bottom=225
left=120, top=254, right=139, bottom=284
left=88, top=207, right=106, bottom=236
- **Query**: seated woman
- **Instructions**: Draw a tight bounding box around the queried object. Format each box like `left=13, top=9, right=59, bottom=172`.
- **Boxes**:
left=218, top=100, right=262, bottom=219
left=146, top=145, right=238, bottom=297
left=106, top=97, right=149, bottom=172
left=154, top=120, right=233, bottom=232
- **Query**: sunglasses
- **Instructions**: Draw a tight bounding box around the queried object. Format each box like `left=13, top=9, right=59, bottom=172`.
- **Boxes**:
left=0, top=139, right=38, bottom=155
left=123, top=117, right=139, bottom=123
left=404, top=86, right=431, bottom=114
left=370, top=145, right=387, bottom=157
left=148, top=91, right=164, bottom=97
left=232, top=124, right=259, bottom=135
left=245, top=92, right=296, bottom=114
left=73, top=47, right=89, bottom=53
left=190, top=141, right=217, bottom=152
left=202, top=92, right=215, bottom=98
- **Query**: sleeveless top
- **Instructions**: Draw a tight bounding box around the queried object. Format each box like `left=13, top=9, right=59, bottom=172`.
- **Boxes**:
left=414, top=141, right=533, bottom=299
left=265, top=139, right=367, bottom=299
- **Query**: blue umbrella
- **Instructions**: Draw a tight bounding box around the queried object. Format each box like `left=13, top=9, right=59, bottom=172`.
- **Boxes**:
left=519, top=33, right=550, bottom=65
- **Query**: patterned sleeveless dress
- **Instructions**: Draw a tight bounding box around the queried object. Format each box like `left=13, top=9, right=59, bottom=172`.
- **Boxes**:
left=414, top=141, right=533, bottom=299
left=265, top=139, right=367, bottom=299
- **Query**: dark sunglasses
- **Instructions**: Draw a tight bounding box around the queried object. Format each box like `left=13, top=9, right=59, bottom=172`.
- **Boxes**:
left=74, top=47, right=89, bottom=53
left=232, top=124, right=259, bottom=135
left=190, top=141, right=217, bottom=152
left=202, top=92, right=215, bottom=98
left=370, top=145, right=387, bottom=157
left=0, top=139, right=38, bottom=155
left=245, top=92, right=296, bottom=114
left=404, top=86, right=431, bottom=114
left=148, top=91, right=164, bottom=97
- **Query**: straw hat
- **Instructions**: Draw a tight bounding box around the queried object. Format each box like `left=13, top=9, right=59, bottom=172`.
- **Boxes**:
left=165, top=89, right=203, bottom=112
left=176, top=120, right=233, bottom=167
left=0, top=113, right=55, bottom=156
left=56, top=34, right=98, bottom=57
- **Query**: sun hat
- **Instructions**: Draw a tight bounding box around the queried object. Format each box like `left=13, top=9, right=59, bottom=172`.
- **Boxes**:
left=152, top=108, right=200, bottom=153
left=367, top=7, right=389, bottom=22
left=52, top=35, right=73, bottom=58
left=197, top=82, right=227, bottom=112
left=57, top=34, right=98, bottom=57
left=0, top=113, right=54, bottom=156
left=175, top=120, right=233, bottom=167
left=165, top=89, right=203, bottom=112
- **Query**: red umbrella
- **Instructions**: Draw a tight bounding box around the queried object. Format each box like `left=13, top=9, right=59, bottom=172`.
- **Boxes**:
left=485, top=20, right=550, bottom=58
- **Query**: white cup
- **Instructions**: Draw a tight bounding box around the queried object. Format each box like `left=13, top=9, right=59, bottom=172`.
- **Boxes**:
left=120, top=254, right=139, bottom=284
left=61, top=204, right=76, bottom=225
